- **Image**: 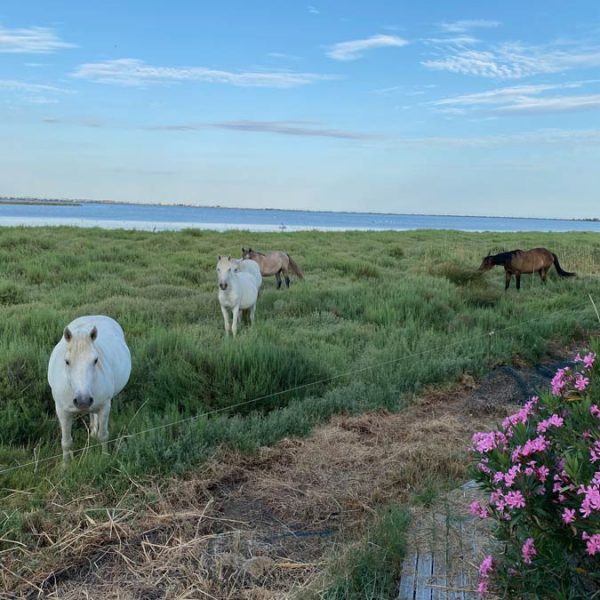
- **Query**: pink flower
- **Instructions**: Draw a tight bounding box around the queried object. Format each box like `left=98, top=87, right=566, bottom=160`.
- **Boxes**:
left=472, top=431, right=506, bottom=453
left=591, top=405, right=600, bottom=418
left=537, top=465, right=550, bottom=483
left=522, top=538, right=537, bottom=564
left=551, top=368, right=569, bottom=396
left=479, top=555, right=494, bottom=578
left=520, top=435, right=550, bottom=458
left=469, top=500, right=490, bottom=519
left=537, top=414, right=564, bottom=433
left=574, top=374, right=590, bottom=391
left=504, top=465, right=521, bottom=487
left=591, top=441, right=600, bottom=464
left=562, top=508, right=576, bottom=524
left=579, top=485, right=600, bottom=517
left=582, top=532, right=600, bottom=556
left=505, top=490, right=526, bottom=509
left=583, top=352, right=596, bottom=369
left=477, top=579, right=489, bottom=595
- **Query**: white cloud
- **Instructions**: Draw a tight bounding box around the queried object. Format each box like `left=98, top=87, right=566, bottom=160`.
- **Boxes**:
left=308, top=5, right=320, bottom=15
left=438, top=19, right=501, bottom=33
left=400, top=128, right=600, bottom=147
left=327, top=34, right=408, bottom=61
left=425, top=35, right=480, bottom=46
left=431, top=81, right=600, bottom=114
left=0, top=25, right=75, bottom=53
left=211, top=120, right=382, bottom=139
left=71, top=58, right=335, bottom=88
left=423, top=41, right=600, bottom=79
left=498, top=94, right=600, bottom=113
left=44, top=116, right=382, bottom=140
left=149, top=120, right=383, bottom=140
left=432, top=82, right=586, bottom=106
left=0, top=79, right=71, bottom=94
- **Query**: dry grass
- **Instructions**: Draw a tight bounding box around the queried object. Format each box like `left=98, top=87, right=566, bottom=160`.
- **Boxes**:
left=1, top=375, right=513, bottom=600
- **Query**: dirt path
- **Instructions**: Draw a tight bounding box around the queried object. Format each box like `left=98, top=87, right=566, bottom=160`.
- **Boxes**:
left=4, top=352, right=573, bottom=600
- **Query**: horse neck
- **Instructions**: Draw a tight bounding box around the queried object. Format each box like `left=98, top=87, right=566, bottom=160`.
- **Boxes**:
left=493, top=253, right=511, bottom=266
left=226, top=271, right=242, bottom=293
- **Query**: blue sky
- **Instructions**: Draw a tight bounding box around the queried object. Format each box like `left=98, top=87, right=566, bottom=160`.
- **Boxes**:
left=2, top=1, right=600, bottom=218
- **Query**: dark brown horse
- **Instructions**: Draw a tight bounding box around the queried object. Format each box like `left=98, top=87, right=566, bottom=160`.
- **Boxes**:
left=479, top=248, right=575, bottom=290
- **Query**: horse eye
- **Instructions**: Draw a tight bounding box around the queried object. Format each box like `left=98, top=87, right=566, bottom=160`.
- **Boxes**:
left=94, top=358, right=99, bottom=365
left=65, top=359, right=70, bottom=366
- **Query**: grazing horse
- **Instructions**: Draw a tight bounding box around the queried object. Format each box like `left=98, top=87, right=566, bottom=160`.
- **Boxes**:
left=479, top=248, right=575, bottom=290
left=48, top=316, right=132, bottom=462
left=217, top=256, right=259, bottom=336
left=241, top=247, right=304, bottom=289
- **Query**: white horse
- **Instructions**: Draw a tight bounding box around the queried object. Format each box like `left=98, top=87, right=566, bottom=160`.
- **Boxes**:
left=231, top=258, right=262, bottom=290
left=216, top=256, right=259, bottom=336
left=48, top=315, right=131, bottom=462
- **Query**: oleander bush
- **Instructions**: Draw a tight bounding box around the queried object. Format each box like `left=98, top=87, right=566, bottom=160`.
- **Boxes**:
left=471, top=346, right=600, bottom=599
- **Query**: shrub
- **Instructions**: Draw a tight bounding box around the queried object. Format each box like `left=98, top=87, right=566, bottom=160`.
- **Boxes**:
left=432, top=262, right=483, bottom=286
left=470, top=348, right=600, bottom=598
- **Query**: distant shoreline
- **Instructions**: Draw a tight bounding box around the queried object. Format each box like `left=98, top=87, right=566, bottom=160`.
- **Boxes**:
left=0, top=198, right=81, bottom=207
left=0, top=196, right=597, bottom=222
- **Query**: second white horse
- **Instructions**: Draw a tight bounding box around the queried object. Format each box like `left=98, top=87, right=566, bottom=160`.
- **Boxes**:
left=216, top=256, right=259, bottom=336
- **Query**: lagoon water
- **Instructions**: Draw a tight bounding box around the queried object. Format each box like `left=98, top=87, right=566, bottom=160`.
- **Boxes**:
left=0, top=202, right=599, bottom=233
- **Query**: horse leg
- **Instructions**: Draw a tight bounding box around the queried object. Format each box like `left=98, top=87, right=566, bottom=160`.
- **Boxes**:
left=505, top=271, right=512, bottom=291
left=57, top=408, right=74, bottom=463
left=232, top=305, right=241, bottom=336
left=516, top=273, right=521, bottom=291
left=284, top=268, right=290, bottom=288
left=250, top=303, right=256, bottom=326
left=221, top=305, right=231, bottom=336
left=90, top=412, right=99, bottom=437
left=276, top=271, right=282, bottom=289
left=96, top=401, right=111, bottom=454
left=539, top=268, right=548, bottom=284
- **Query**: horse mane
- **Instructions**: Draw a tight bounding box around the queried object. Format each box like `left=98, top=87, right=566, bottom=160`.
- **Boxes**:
left=251, top=250, right=266, bottom=256
left=486, top=250, right=518, bottom=265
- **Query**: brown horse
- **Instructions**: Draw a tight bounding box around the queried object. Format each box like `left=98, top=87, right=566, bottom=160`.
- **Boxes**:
left=479, top=247, right=575, bottom=290
left=241, top=248, right=304, bottom=289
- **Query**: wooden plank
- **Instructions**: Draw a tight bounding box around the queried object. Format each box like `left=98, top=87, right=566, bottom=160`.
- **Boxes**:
left=414, top=552, right=433, bottom=600
left=453, top=521, right=468, bottom=600
left=430, top=548, right=447, bottom=600
left=398, top=551, right=418, bottom=599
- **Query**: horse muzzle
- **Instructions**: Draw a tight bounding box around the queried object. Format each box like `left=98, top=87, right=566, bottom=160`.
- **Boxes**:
left=73, top=395, right=94, bottom=410
left=219, top=283, right=228, bottom=290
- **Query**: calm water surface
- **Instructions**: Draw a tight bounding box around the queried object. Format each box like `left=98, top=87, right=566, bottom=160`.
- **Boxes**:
left=0, top=202, right=599, bottom=233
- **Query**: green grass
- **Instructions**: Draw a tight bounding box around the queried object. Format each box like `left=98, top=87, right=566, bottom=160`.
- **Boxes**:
left=302, top=505, right=411, bottom=600
left=1, top=226, right=599, bottom=550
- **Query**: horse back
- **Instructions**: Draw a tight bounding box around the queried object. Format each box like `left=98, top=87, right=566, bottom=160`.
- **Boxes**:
left=511, top=248, right=554, bottom=272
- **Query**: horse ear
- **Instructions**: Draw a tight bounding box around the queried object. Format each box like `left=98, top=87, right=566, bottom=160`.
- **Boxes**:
left=63, top=327, right=72, bottom=342
left=90, top=326, right=98, bottom=341
left=242, top=247, right=246, bottom=253
left=218, top=255, right=221, bottom=260
left=227, top=255, right=231, bottom=260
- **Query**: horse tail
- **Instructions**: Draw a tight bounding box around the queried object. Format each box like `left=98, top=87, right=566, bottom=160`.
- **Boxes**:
left=552, top=253, right=576, bottom=277
left=287, top=254, right=304, bottom=279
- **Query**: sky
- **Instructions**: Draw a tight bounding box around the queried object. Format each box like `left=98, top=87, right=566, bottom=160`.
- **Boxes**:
left=1, top=1, right=600, bottom=218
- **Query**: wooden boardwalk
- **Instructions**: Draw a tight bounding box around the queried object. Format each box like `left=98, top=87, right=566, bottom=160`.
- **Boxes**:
left=397, top=481, right=490, bottom=600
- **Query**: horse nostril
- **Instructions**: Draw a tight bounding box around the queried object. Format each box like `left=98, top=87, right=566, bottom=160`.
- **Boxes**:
left=89, top=397, right=94, bottom=406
